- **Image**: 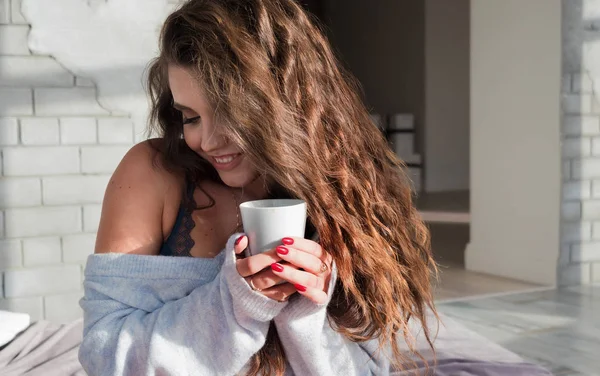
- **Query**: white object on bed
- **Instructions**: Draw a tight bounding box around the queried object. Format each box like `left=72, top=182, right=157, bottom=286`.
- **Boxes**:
left=0, top=310, right=31, bottom=347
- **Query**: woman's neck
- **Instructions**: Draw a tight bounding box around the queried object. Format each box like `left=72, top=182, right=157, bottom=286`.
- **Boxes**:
left=238, top=173, right=272, bottom=202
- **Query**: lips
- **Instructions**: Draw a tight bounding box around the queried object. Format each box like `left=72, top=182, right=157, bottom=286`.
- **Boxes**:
left=213, top=154, right=239, bottom=164
left=210, top=153, right=242, bottom=171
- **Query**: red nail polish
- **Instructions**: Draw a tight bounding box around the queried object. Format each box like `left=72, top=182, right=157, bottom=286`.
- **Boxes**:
left=294, top=284, right=307, bottom=292
left=271, top=263, right=284, bottom=272
left=276, top=246, right=289, bottom=255
left=282, top=237, right=294, bottom=245
left=235, top=235, right=244, bottom=245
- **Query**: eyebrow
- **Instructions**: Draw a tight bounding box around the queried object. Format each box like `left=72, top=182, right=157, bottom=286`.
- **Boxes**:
left=172, top=102, right=195, bottom=112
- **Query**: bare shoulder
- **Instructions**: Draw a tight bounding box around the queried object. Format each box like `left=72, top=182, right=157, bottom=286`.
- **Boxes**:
left=95, top=139, right=183, bottom=255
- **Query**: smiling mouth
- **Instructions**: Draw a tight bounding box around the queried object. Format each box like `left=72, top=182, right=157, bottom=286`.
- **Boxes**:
left=212, top=153, right=241, bottom=164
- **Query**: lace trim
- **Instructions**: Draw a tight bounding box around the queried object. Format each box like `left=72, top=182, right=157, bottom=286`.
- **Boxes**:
left=166, top=181, right=197, bottom=257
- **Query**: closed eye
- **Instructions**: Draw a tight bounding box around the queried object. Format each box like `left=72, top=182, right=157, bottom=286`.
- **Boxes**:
left=183, top=115, right=201, bottom=125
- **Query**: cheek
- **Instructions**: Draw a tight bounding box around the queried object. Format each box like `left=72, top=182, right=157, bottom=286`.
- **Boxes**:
left=183, top=128, right=202, bottom=152
left=241, top=157, right=259, bottom=175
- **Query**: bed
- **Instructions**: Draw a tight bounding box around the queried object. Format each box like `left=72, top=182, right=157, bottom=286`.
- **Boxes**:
left=0, top=310, right=552, bottom=375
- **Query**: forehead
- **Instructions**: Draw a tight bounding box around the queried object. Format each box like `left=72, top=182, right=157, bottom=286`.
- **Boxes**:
left=167, top=64, right=210, bottom=109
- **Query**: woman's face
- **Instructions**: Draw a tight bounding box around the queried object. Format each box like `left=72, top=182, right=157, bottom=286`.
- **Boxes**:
left=168, top=64, right=258, bottom=188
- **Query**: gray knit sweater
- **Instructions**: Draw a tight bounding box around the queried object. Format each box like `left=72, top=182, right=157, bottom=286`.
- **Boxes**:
left=79, top=233, right=553, bottom=376
left=78, top=233, right=384, bottom=375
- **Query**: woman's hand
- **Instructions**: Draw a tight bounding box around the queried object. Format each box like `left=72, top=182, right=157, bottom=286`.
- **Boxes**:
left=234, top=235, right=333, bottom=305
left=270, top=237, right=333, bottom=304
left=234, top=235, right=298, bottom=303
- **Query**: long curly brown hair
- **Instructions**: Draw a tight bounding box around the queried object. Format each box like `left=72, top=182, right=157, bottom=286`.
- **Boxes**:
left=147, top=0, right=438, bottom=374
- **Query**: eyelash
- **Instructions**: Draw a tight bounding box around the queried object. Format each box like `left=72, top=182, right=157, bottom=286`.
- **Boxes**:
left=182, top=116, right=201, bottom=125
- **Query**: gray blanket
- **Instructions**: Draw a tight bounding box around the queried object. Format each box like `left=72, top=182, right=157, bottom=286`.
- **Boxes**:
left=0, top=320, right=84, bottom=376
left=0, top=315, right=552, bottom=375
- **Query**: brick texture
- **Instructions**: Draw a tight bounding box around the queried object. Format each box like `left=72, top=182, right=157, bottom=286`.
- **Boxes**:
left=22, top=236, right=62, bottom=266
left=4, top=206, right=82, bottom=237
left=0, top=297, right=43, bottom=321
left=2, top=146, right=79, bottom=176
left=42, top=175, right=110, bottom=205
left=44, top=292, right=84, bottom=323
left=0, top=25, right=30, bottom=55
left=20, top=117, right=60, bottom=145
left=0, top=2, right=144, bottom=323
left=0, top=177, right=42, bottom=207
left=62, top=233, right=95, bottom=263
left=560, top=3, right=600, bottom=286
left=0, top=56, right=75, bottom=87
left=59, top=117, right=97, bottom=144
left=81, top=145, right=129, bottom=173
left=4, top=265, right=81, bottom=298
left=34, top=88, right=109, bottom=116
left=0, top=118, right=19, bottom=145
left=0, top=88, right=32, bottom=115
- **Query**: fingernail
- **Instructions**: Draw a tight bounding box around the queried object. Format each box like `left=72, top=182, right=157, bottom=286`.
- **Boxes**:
left=276, top=246, right=289, bottom=255
left=294, top=284, right=307, bottom=292
left=235, top=235, right=244, bottom=245
left=282, top=237, right=294, bottom=245
left=271, top=263, right=284, bottom=272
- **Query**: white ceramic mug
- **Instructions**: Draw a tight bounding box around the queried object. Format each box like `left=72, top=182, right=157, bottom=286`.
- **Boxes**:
left=239, top=199, right=307, bottom=256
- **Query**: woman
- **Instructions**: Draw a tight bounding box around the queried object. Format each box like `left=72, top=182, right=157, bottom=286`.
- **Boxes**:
left=78, top=0, right=437, bottom=374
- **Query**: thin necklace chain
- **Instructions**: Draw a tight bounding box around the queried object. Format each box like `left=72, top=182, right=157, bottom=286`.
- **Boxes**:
left=231, top=189, right=241, bottom=234
left=230, top=173, right=266, bottom=234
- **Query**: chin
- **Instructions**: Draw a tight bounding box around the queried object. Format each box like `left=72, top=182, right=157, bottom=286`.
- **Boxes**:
left=218, top=171, right=257, bottom=188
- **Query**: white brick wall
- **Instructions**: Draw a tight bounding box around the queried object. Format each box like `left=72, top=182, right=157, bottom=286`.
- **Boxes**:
left=0, top=297, right=43, bottom=322
left=43, top=175, right=109, bottom=205
left=593, top=262, right=600, bottom=282
left=0, top=25, right=30, bottom=55
left=571, top=242, right=600, bottom=262
left=20, top=117, right=60, bottom=145
left=60, top=117, right=97, bottom=144
left=560, top=1, right=600, bottom=286
left=0, top=118, right=19, bottom=145
left=563, top=137, right=591, bottom=158
left=4, top=206, right=82, bottom=237
left=44, top=291, right=83, bottom=323
left=83, top=204, right=102, bottom=233
left=81, top=145, right=129, bottom=173
left=0, top=239, right=22, bottom=270
left=2, top=146, right=79, bottom=176
left=0, top=6, right=138, bottom=323
left=0, top=56, right=75, bottom=87
left=562, top=222, right=592, bottom=243
left=4, top=265, right=81, bottom=297
left=564, top=115, right=600, bottom=136
left=11, top=0, right=26, bottom=24
left=0, top=0, right=9, bottom=24
left=22, top=236, right=61, bottom=266
left=0, top=88, right=33, bottom=115
left=0, top=177, right=41, bottom=207
left=62, top=233, right=95, bottom=263
left=563, top=181, right=591, bottom=201
left=98, top=117, right=134, bottom=144
left=75, top=77, right=94, bottom=87
left=34, top=88, right=110, bottom=116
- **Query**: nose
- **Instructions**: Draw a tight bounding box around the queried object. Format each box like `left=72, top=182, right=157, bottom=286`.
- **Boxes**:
left=200, top=122, right=228, bottom=153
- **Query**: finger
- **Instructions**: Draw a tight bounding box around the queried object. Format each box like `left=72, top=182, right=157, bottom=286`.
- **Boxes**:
left=261, top=282, right=298, bottom=302
left=244, top=268, right=287, bottom=291
left=282, top=237, right=324, bottom=259
left=292, top=283, right=329, bottom=305
left=233, top=235, right=248, bottom=255
left=270, top=262, right=321, bottom=289
left=236, top=249, right=282, bottom=277
left=275, top=245, right=326, bottom=275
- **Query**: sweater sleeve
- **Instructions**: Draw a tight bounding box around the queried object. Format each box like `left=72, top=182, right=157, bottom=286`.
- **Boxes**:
left=273, top=264, right=391, bottom=376
left=78, top=233, right=287, bottom=376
